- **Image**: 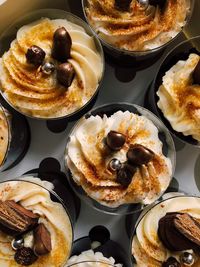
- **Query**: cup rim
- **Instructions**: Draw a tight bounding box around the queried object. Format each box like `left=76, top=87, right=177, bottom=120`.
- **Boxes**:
left=81, top=0, right=195, bottom=55
left=66, top=260, right=116, bottom=267
left=129, top=193, right=200, bottom=264
left=0, top=177, right=74, bottom=264
left=152, top=35, right=200, bottom=147
left=64, top=102, right=176, bottom=215
left=0, top=8, right=105, bottom=121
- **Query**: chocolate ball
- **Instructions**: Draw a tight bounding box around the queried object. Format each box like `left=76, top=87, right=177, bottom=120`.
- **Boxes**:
left=162, top=257, right=180, bottom=267
left=193, top=59, right=200, bottom=85
left=115, top=0, right=132, bottom=11
left=52, top=27, right=72, bottom=62
left=116, top=163, right=136, bottom=187
left=57, top=62, right=75, bottom=87
left=14, top=247, right=38, bottom=266
left=180, top=252, right=195, bottom=266
left=106, top=131, right=126, bottom=151
left=108, top=158, right=122, bottom=172
left=127, top=144, right=154, bottom=166
left=41, top=62, right=55, bottom=75
left=26, top=45, right=46, bottom=66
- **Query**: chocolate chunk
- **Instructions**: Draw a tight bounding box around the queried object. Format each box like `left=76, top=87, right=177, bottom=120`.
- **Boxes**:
left=14, top=247, right=38, bottom=266
left=26, top=45, right=46, bottom=66
left=162, top=257, right=180, bottom=267
left=115, top=0, right=132, bottom=11
left=52, top=27, right=72, bottom=62
left=106, top=131, right=126, bottom=151
left=34, top=223, right=52, bottom=255
left=127, top=144, right=154, bottom=166
left=57, top=62, right=75, bottom=87
left=0, top=200, right=39, bottom=235
left=116, top=163, right=136, bottom=187
left=193, top=59, right=200, bottom=85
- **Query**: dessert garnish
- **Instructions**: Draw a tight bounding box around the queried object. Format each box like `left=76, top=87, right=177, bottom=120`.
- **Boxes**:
left=162, top=257, right=180, bottom=267
left=12, top=236, right=24, bottom=250
left=33, top=223, right=52, bottom=256
left=52, top=27, right=72, bottom=62
left=41, top=62, right=55, bottom=75
left=108, top=158, right=122, bottom=172
left=106, top=131, right=126, bottom=151
left=116, top=163, right=136, bottom=187
left=26, top=45, right=46, bottom=67
left=158, top=212, right=200, bottom=252
left=0, top=200, right=39, bottom=235
left=137, top=0, right=149, bottom=9
left=57, top=62, right=75, bottom=87
left=180, top=252, right=195, bottom=266
left=127, top=144, right=155, bottom=166
left=14, top=247, right=38, bottom=266
left=114, top=0, right=132, bottom=11
left=193, top=59, right=200, bottom=85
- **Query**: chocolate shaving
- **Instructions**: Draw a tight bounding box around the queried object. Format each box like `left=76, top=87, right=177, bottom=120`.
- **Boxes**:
left=34, top=223, right=52, bottom=255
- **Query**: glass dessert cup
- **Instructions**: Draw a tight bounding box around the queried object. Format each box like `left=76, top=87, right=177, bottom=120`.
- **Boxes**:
left=0, top=99, right=30, bottom=172
left=66, top=262, right=117, bottom=267
left=82, top=0, right=194, bottom=63
left=0, top=177, right=74, bottom=267
left=148, top=36, right=200, bottom=147
left=0, top=9, right=105, bottom=120
left=130, top=193, right=200, bottom=267
left=65, top=102, right=176, bottom=215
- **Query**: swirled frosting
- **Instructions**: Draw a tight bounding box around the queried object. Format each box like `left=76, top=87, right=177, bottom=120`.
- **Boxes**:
left=0, top=18, right=103, bottom=118
left=0, top=107, right=8, bottom=166
left=132, top=196, right=200, bottom=266
left=85, top=0, right=190, bottom=51
left=157, top=53, right=200, bottom=142
left=0, top=178, right=73, bottom=267
left=66, top=111, right=172, bottom=208
left=66, top=250, right=122, bottom=267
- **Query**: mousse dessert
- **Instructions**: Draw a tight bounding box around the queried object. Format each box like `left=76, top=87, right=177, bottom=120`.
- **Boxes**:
left=84, top=0, right=190, bottom=51
left=132, top=196, right=200, bottom=266
left=0, top=17, right=103, bottom=118
left=67, top=250, right=122, bottom=266
left=0, top=107, right=9, bottom=166
left=66, top=110, right=172, bottom=208
left=157, top=53, right=200, bottom=142
left=0, top=178, right=73, bottom=266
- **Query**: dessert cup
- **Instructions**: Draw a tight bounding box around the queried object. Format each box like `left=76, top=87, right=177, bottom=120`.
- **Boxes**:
left=65, top=102, right=175, bottom=215
left=130, top=193, right=200, bottom=266
left=82, top=0, right=194, bottom=63
left=148, top=36, right=200, bottom=146
left=0, top=9, right=104, bottom=120
left=0, top=178, right=74, bottom=267
left=0, top=97, right=30, bottom=171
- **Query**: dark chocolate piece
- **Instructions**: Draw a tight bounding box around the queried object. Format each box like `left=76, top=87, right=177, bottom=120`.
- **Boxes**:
left=193, top=59, right=200, bottom=85
left=127, top=144, right=154, bottom=166
left=57, top=62, right=75, bottom=87
left=14, top=247, right=38, bottom=266
left=115, top=0, right=132, bottom=11
left=52, top=27, right=72, bottom=62
left=116, top=163, right=136, bottom=187
left=162, top=257, right=180, bottom=267
left=0, top=200, right=39, bottom=235
left=106, top=131, right=126, bottom=151
left=26, top=45, right=46, bottom=66
left=34, top=223, right=52, bottom=255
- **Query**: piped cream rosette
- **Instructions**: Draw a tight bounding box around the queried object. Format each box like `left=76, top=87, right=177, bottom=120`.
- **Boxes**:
left=0, top=18, right=103, bottom=118
left=157, top=53, right=200, bottom=142
left=66, top=110, right=172, bottom=208
left=0, top=178, right=73, bottom=267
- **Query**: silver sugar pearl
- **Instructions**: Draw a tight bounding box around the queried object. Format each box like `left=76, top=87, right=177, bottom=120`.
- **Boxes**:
left=11, top=237, right=24, bottom=250
left=108, top=158, right=122, bottom=171
left=41, top=62, right=55, bottom=75
left=180, top=252, right=195, bottom=266
left=138, top=0, right=149, bottom=9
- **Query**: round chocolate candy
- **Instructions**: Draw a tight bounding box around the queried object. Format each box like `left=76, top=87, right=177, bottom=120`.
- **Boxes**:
left=52, top=27, right=72, bottom=62
left=106, top=131, right=126, bottom=151
left=14, top=247, right=38, bottom=266
left=180, top=252, right=195, bottom=266
left=127, top=144, right=154, bottom=166
left=41, top=62, right=55, bottom=75
left=115, top=0, right=132, bottom=11
left=26, top=45, right=46, bottom=67
left=162, top=257, right=180, bottom=267
left=57, top=62, right=75, bottom=87
left=193, top=59, right=200, bottom=85
left=108, top=158, right=122, bottom=172
left=116, top=163, right=136, bottom=187
left=138, top=0, right=149, bottom=9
